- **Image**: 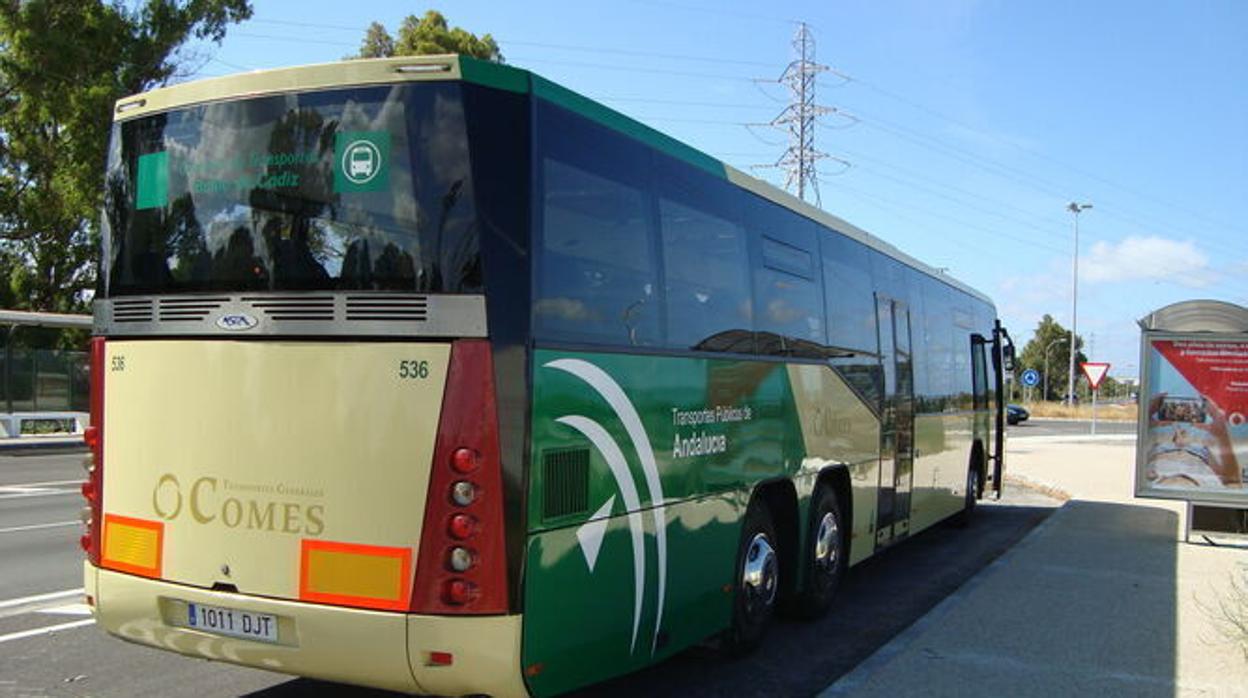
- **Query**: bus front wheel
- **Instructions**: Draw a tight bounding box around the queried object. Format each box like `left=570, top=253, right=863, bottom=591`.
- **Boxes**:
left=725, top=500, right=779, bottom=655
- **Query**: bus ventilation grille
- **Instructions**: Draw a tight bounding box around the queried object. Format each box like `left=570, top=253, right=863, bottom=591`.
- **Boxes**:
left=111, top=298, right=154, bottom=323
left=345, top=295, right=428, bottom=322
left=542, top=448, right=589, bottom=520
left=244, top=296, right=335, bottom=321
left=159, top=297, right=229, bottom=322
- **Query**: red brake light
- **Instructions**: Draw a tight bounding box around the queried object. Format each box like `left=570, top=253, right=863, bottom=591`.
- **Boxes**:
left=447, top=514, right=476, bottom=540
left=409, top=340, right=508, bottom=614
left=451, top=447, right=480, bottom=474
left=442, top=578, right=479, bottom=605
left=83, top=337, right=105, bottom=565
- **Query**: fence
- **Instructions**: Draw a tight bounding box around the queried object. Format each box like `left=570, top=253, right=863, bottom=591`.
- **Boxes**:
left=0, top=347, right=89, bottom=414
left=0, top=310, right=94, bottom=423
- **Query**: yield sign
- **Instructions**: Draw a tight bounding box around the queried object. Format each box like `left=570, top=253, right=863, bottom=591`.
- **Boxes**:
left=1080, top=362, right=1111, bottom=391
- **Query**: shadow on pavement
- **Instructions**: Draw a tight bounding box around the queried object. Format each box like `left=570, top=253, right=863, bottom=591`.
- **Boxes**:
left=570, top=499, right=1057, bottom=698
left=827, top=499, right=1180, bottom=697
left=243, top=499, right=1070, bottom=698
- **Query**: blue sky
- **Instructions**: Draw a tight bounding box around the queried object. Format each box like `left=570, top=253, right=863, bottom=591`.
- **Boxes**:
left=185, top=0, right=1248, bottom=378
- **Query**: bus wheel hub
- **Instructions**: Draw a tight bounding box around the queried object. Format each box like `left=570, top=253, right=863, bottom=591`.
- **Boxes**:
left=814, top=512, right=839, bottom=572
left=743, top=533, right=778, bottom=611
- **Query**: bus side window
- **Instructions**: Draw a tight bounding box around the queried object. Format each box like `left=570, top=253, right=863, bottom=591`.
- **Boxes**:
left=535, top=157, right=660, bottom=347
left=971, top=335, right=989, bottom=410
left=657, top=163, right=751, bottom=352
left=747, top=199, right=825, bottom=353
left=821, top=231, right=876, bottom=355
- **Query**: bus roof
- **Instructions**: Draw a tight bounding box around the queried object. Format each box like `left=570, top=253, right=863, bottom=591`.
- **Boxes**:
left=115, top=54, right=994, bottom=308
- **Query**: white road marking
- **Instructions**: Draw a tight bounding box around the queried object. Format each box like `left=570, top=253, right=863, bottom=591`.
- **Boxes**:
left=0, top=619, right=94, bottom=644
left=0, top=589, right=83, bottom=610
left=0, top=489, right=78, bottom=501
left=0, top=520, right=79, bottom=534
left=38, top=603, right=92, bottom=616
left=1, top=479, right=83, bottom=489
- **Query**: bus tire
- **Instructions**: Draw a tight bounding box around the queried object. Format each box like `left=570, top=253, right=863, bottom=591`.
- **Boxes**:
left=725, top=499, right=780, bottom=656
left=795, top=485, right=846, bottom=619
left=951, top=455, right=982, bottom=528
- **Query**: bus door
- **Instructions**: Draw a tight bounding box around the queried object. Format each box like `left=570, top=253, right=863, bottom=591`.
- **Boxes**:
left=989, top=321, right=1014, bottom=497
left=972, top=333, right=991, bottom=494
left=875, top=296, right=915, bottom=547
left=973, top=322, right=1014, bottom=498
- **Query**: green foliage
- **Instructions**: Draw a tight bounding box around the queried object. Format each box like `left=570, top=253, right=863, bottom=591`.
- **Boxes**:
left=358, top=21, right=395, bottom=58
left=354, top=10, right=501, bottom=62
left=1016, top=314, right=1087, bottom=400
left=0, top=0, right=252, bottom=319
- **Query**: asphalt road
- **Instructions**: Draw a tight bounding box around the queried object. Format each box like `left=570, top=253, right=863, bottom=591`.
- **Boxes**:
left=0, top=450, right=1058, bottom=698
left=1009, top=418, right=1136, bottom=437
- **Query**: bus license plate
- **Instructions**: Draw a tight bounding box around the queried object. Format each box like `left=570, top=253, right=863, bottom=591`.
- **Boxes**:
left=186, top=603, right=278, bottom=643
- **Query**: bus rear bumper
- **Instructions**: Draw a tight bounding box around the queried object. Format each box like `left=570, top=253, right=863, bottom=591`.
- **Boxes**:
left=85, top=563, right=527, bottom=697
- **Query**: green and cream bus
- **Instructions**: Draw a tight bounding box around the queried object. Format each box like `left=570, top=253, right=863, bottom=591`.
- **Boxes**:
left=81, top=54, right=1013, bottom=697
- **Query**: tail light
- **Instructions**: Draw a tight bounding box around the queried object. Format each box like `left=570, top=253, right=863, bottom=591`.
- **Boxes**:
left=81, top=337, right=105, bottom=565
left=409, top=340, right=508, bottom=614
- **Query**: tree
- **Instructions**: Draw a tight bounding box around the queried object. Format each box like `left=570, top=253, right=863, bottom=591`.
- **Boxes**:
left=1016, top=314, right=1087, bottom=401
left=0, top=0, right=253, bottom=326
left=357, top=21, right=395, bottom=58
left=353, top=10, right=501, bottom=62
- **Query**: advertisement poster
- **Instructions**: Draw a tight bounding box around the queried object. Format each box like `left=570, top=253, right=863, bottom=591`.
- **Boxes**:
left=1138, top=337, right=1248, bottom=502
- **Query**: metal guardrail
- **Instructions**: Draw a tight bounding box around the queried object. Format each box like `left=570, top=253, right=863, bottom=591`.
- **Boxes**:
left=0, top=310, right=92, bottom=329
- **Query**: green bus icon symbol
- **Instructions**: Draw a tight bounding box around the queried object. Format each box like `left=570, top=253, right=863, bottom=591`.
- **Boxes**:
left=341, top=140, right=381, bottom=184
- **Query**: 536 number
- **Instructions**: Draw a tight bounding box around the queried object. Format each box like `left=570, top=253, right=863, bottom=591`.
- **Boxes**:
left=398, top=360, right=429, bottom=380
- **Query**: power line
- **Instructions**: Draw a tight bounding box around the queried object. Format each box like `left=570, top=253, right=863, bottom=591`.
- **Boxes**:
left=598, top=96, right=772, bottom=110
left=847, top=164, right=1068, bottom=252
left=508, top=56, right=758, bottom=83
left=247, top=17, right=779, bottom=68
left=247, top=12, right=1246, bottom=246
left=835, top=145, right=1070, bottom=230
left=833, top=68, right=1248, bottom=240
left=620, top=0, right=796, bottom=24
left=229, top=17, right=1243, bottom=269
left=818, top=177, right=1040, bottom=271
left=500, top=40, right=775, bottom=68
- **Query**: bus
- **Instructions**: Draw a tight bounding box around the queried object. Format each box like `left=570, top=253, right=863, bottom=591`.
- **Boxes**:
left=81, top=54, right=1014, bottom=697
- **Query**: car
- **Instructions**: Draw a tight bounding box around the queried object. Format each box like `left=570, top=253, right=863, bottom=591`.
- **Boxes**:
left=1007, top=404, right=1030, bottom=425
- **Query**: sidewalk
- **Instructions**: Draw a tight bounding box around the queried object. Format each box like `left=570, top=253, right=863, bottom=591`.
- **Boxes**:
left=823, top=436, right=1248, bottom=697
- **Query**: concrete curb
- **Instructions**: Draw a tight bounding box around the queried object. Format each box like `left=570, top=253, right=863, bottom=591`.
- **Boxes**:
left=1004, top=473, right=1072, bottom=502
left=1024, top=416, right=1135, bottom=423
left=818, top=500, right=1068, bottom=697
left=1009, top=433, right=1136, bottom=444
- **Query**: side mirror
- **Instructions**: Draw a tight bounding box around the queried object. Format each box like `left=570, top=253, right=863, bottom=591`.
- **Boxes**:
left=1003, top=344, right=1016, bottom=372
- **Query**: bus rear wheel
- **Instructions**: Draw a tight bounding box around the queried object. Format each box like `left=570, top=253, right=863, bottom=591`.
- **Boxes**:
left=725, top=500, right=779, bottom=655
left=795, top=485, right=845, bottom=618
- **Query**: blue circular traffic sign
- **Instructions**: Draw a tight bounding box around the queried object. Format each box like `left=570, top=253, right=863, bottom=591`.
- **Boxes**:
left=1020, top=368, right=1040, bottom=387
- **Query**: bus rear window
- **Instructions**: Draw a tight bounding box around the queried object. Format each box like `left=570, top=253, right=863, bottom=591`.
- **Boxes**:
left=103, top=83, right=482, bottom=295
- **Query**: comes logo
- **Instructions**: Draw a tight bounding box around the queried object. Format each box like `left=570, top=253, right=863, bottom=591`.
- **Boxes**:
left=152, top=474, right=324, bottom=536
left=544, top=358, right=668, bottom=656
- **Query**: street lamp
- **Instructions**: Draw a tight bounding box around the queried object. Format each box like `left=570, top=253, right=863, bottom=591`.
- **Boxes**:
left=1043, top=336, right=1066, bottom=401
left=1066, top=202, right=1092, bottom=406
